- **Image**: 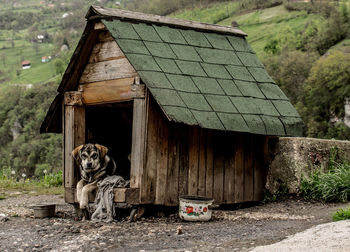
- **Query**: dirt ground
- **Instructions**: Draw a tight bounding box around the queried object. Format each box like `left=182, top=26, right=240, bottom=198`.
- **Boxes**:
left=0, top=192, right=348, bottom=252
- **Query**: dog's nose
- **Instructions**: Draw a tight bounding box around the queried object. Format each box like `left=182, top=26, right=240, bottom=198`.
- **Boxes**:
left=87, top=162, right=92, bottom=168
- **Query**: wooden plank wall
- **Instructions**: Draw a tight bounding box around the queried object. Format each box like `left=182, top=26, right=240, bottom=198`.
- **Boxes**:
left=78, top=30, right=141, bottom=105
left=141, top=97, right=269, bottom=206
left=63, top=28, right=141, bottom=203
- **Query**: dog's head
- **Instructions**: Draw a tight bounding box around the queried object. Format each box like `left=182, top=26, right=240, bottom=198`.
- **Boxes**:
left=72, top=143, right=108, bottom=172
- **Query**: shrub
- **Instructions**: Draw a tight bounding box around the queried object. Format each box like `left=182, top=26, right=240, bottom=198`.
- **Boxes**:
left=332, top=206, right=350, bottom=221
left=40, top=171, right=63, bottom=187
left=300, top=162, right=350, bottom=202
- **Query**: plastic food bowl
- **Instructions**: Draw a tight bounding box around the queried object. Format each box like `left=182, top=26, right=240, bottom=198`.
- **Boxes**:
left=30, top=203, right=56, bottom=218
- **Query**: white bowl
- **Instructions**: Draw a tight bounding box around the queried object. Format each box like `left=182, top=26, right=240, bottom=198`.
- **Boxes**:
left=179, top=196, right=214, bottom=221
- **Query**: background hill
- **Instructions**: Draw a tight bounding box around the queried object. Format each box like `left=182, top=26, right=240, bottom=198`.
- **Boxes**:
left=0, top=0, right=350, bottom=178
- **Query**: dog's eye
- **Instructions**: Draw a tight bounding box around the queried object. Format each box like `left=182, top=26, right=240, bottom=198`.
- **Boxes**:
left=81, top=154, right=88, bottom=159
left=91, top=154, right=98, bottom=159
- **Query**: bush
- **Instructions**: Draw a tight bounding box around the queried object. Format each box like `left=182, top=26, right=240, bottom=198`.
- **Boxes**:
left=0, top=83, right=62, bottom=177
left=301, top=51, right=350, bottom=139
left=300, top=162, right=350, bottom=202
left=283, top=1, right=335, bottom=17
left=40, top=171, right=63, bottom=187
left=332, top=207, right=350, bottom=221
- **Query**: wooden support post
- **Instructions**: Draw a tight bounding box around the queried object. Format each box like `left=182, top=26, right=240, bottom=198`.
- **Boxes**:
left=130, top=86, right=147, bottom=189
left=63, top=91, right=85, bottom=203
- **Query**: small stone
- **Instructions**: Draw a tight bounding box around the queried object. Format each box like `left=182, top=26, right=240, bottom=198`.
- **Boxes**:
left=177, top=226, right=183, bottom=235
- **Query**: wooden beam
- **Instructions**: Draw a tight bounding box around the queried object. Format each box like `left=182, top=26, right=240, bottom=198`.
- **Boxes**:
left=63, top=101, right=85, bottom=203
left=114, top=188, right=140, bottom=204
left=64, top=187, right=76, bottom=203
left=89, top=6, right=247, bottom=37
left=94, top=22, right=106, bottom=30
left=141, top=95, right=158, bottom=204
left=130, top=93, right=147, bottom=188
left=64, top=91, right=83, bottom=106
left=79, top=78, right=145, bottom=105
left=79, top=58, right=137, bottom=83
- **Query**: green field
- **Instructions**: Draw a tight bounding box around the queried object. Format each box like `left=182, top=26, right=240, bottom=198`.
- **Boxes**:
left=174, top=3, right=326, bottom=59
left=171, top=1, right=240, bottom=24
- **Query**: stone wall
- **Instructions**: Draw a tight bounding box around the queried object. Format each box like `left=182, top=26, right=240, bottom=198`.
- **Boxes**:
left=266, top=137, right=350, bottom=194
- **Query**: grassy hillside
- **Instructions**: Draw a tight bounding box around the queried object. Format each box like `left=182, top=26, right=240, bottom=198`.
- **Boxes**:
left=173, top=2, right=328, bottom=59
left=0, top=0, right=100, bottom=86
left=218, top=5, right=324, bottom=58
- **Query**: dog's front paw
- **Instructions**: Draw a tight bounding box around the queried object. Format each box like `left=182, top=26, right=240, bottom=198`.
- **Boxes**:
left=79, top=201, right=88, bottom=209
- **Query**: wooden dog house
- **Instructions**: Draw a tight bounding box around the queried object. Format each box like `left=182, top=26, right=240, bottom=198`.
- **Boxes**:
left=41, top=6, right=303, bottom=206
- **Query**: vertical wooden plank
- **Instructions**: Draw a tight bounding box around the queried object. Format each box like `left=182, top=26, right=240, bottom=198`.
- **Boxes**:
left=178, top=125, right=189, bottom=197
left=244, top=134, right=254, bottom=201
left=254, top=136, right=269, bottom=201
left=234, top=134, right=244, bottom=203
left=165, top=123, right=180, bottom=206
left=224, top=134, right=235, bottom=204
left=62, top=101, right=66, bottom=192
left=64, top=104, right=85, bottom=203
left=198, top=128, right=206, bottom=196
left=213, top=132, right=224, bottom=204
left=205, top=130, right=214, bottom=198
left=253, top=136, right=263, bottom=201
left=141, top=97, right=158, bottom=204
left=188, top=126, right=199, bottom=196
left=130, top=97, right=146, bottom=188
left=155, top=114, right=169, bottom=205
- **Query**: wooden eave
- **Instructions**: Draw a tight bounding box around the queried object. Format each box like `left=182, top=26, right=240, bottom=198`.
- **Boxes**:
left=41, top=21, right=100, bottom=133
left=86, top=5, right=247, bottom=37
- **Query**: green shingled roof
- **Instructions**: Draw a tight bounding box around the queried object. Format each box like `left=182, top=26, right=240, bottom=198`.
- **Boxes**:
left=103, top=19, right=303, bottom=137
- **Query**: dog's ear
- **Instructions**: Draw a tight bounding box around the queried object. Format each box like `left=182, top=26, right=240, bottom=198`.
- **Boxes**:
left=95, top=144, right=108, bottom=159
left=72, top=145, right=84, bottom=160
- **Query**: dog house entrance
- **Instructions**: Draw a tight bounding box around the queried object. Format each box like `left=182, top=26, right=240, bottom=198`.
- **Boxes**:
left=85, top=102, right=133, bottom=180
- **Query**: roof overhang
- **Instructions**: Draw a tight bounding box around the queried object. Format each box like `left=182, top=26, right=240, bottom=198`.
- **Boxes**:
left=86, top=5, right=247, bottom=37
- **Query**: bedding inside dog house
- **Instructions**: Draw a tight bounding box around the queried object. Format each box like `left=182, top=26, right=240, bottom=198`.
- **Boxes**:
left=41, top=6, right=303, bottom=206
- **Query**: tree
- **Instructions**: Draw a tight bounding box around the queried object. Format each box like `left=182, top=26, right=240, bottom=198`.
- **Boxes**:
left=302, top=50, right=350, bottom=139
left=264, top=50, right=318, bottom=104
left=54, top=59, right=65, bottom=76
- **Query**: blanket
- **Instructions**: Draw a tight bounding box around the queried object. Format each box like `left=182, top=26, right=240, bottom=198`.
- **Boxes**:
left=91, top=175, right=130, bottom=222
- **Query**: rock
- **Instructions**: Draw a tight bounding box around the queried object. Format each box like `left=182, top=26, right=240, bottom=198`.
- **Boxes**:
left=266, top=137, right=350, bottom=194
left=176, top=226, right=183, bottom=235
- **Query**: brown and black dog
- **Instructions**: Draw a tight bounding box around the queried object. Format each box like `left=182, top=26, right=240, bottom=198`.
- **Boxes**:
left=72, top=143, right=116, bottom=210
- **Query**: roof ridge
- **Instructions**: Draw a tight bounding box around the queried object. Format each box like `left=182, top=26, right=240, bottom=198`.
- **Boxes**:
left=87, top=5, right=247, bottom=37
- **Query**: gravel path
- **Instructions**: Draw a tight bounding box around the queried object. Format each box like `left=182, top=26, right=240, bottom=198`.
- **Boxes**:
left=251, top=219, right=350, bottom=252
left=0, top=193, right=348, bottom=251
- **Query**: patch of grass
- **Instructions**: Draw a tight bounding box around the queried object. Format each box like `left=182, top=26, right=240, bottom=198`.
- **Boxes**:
left=332, top=206, right=350, bottom=221
left=262, top=183, right=289, bottom=203
left=0, top=171, right=63, bottom=196
left=218, top=5, right=324, bottom=58
left=300, top=162, right=350, bottom=202
left=172, top=1, right=240, bottom=24
left=174, top=4, right=326, bottom=59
